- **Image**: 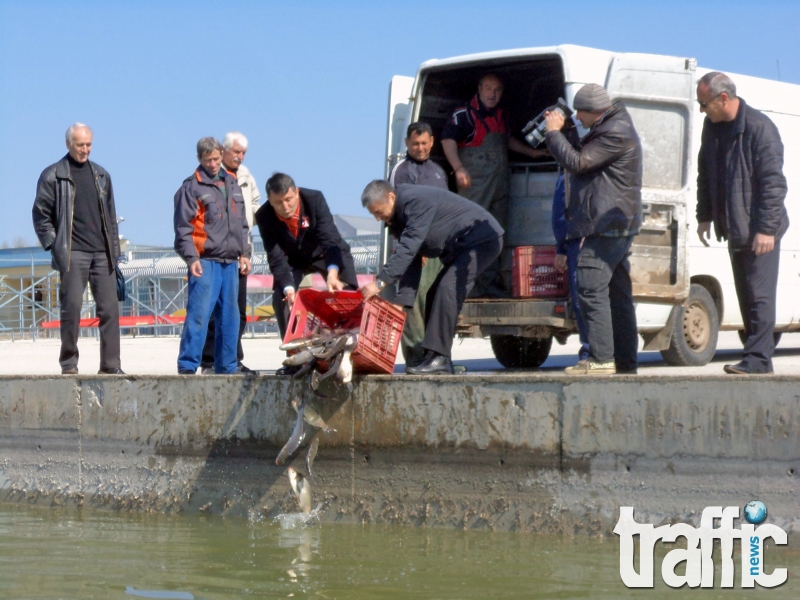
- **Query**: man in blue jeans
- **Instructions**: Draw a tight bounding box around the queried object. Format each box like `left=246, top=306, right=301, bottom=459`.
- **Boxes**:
left=173, top=137, right=252, bottom=374
left=551, top=173, right=590, bottom=361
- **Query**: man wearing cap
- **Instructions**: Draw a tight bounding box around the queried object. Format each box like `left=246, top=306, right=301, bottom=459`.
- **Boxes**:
left=696, top=72, right=788, bottom=375
left=441, top=73, right=548, bottom=296
left=544, top=84, right=643, bottom=375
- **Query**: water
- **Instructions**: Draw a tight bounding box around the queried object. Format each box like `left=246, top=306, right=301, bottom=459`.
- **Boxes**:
left=0, top=505, right=797, bottom=599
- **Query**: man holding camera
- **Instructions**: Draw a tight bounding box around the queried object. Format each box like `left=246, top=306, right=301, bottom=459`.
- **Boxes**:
left=544, top=84, right=643, bottom=375
left=441, top=73, right=547, bottom=296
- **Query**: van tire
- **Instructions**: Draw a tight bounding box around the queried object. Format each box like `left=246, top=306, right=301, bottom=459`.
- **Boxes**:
left=490, top=335, right=552, bottom=369
left=737, top=330, right=782, bottom=347
left=660, top=284, right=719, bottom=367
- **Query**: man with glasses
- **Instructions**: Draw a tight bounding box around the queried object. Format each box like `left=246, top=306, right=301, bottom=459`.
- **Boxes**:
left=696, top=72, right=789, bottom=374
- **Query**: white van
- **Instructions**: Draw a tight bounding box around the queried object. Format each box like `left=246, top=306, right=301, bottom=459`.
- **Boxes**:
left=382, top=45, right=800, bottom=367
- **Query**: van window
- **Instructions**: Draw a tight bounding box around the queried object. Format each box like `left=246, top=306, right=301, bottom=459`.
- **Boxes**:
left=626, top=102, right=687, bottom=190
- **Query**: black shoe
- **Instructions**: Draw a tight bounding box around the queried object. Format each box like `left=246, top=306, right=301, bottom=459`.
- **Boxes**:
left=237, top=363, right=256, bottom=374
left=61, top=367, right=78, bottom=375
left=178, top=369, right=196, bottom=375
left=98, top=368, right=125, bottom=375
left=275, top=365, right=301, bottom=376
left=406, top=352, right=454, bottom=375
left=723, top=362, right=773, bottom=375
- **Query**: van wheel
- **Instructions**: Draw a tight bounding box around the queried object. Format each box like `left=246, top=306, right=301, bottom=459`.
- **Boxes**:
left=660, top=284, right=719, bottom=367
left=737, top=330, right=782, bottom=347
left=490, top=335, right=552, bottom=369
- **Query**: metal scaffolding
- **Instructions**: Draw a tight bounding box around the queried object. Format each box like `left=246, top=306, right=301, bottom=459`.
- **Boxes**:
left=0, top=232, right=379, bottom=338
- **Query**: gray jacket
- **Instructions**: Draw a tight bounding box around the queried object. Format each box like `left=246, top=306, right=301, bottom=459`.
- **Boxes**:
left=696, top=98, right=789, bottom=247
left=32, top=154, right=120, bottom=273
left=173, top=167, right=251, bottom=265
left=546, top=102, right=643, bottom=239
left=380, top=184, right=504, bottom=306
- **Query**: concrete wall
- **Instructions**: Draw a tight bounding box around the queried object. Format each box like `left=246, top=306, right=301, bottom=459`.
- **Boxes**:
left=1, top=374, right=798, bottom=534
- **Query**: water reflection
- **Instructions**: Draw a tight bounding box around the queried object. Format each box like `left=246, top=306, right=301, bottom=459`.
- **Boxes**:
left=0, top=504, right=798, bottom=599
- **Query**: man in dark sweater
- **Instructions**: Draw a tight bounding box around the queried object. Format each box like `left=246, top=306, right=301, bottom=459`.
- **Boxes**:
left=696, top=72, right=789, bottom=374
left=32, top=123, right=123, bottom=375
left=389, top=121, right=449, bottom=367
left=360, top=181, right=503, bottom=375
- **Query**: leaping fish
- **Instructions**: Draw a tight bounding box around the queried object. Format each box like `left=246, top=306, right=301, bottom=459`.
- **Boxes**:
left=287, top=467, right=311, bottom=514
left=305, top=436, right=320, bottom=483
left=294, top=399, right=336, bottom=433
left=276, top=398, right=307, bottom=465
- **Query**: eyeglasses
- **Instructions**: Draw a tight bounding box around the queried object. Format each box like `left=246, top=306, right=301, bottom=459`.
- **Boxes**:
left=697, top=94, right=721, bottom=109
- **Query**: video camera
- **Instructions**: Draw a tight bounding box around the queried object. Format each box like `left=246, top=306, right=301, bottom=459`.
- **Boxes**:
left=522, top=97, right=573, bottom=147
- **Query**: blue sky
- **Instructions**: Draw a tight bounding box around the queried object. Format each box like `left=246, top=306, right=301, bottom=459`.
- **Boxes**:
left=1, top=0, right=798, bottom=247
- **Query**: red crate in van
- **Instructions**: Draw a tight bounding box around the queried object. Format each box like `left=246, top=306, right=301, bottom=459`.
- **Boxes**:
left=512, top=246, right=568, bottom=298
left=283, top=289, right=406, bottom=375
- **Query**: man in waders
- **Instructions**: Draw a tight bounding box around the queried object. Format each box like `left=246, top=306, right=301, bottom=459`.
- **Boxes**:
left=441, top=73, right=547, bottom=296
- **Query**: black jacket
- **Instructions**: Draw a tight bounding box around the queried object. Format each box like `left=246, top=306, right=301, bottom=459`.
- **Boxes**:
left=255, top=188, right=354, bottom=292
left=697, top=98, right=789, bottom=247
left=380, top=184, right=504, bottom=305
left=32, top=154, right=120, bottom=273
left=173, top=167, right=251, bottom=265
left=545, top=102, right=643, bottom=239
left=389, top=155, right=449, bottom=189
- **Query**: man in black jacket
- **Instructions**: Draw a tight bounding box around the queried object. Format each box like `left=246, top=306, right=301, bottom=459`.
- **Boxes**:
left=360, top=181, right=503, bottom=375
left=545, top=84, right=643, bottom=375
left=255, top=173, right=358, bottom=349
left=696, top=72, right=789, bottom=375
left=32, top=123, right=123, bottom=375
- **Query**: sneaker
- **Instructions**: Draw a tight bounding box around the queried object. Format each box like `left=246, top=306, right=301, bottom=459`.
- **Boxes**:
left=97, top=368, right=125, bottom=375
left=61, top=367, right=78, bottom=375
left=564, top=360, right=616, bottom=375
left=723, top=362, right=773, bottom=375
left=200, top=366, right=212, bottom=375
left=178, top=369, right=196, bottom=375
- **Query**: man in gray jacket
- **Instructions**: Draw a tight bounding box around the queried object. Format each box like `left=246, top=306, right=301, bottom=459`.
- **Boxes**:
left=200, top=131, right=260, bottom=374
left=696, top=72, right=789, bottom=374
left=32, top=123, right=123, bottom=375
left=174, top=137, right=252, bottom=375
left=360, top=181, right=503, bottom=375
left=545, top=84, right=643, bottom=375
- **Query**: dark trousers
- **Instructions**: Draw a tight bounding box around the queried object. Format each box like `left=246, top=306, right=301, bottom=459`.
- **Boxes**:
left=273, top=260, right=359, bottom=340
left=565, top=238, right=589, bottom=357
left=576, top=235, right=638, bottom=370
left=730, top=241, right=780, bottom=372
left=422, top=236, right=503, bottom=357
left=201, top=271, right=247, bottom=368
left=59, top=250, right=120, bottom=371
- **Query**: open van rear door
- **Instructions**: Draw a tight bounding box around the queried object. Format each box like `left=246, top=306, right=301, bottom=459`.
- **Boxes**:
left=606, top=54, right=696, bottom=303
left=380, top=75, right=415, bottom=267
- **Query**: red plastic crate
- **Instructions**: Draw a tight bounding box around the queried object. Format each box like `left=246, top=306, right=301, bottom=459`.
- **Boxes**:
left=283, top=289, right=406, bottom=375
left=512, top=246, right=568, bottom=298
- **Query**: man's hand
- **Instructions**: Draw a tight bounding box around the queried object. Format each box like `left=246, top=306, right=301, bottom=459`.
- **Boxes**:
left=544, top=110, right=565, bottom=133
left=361, top=281, right=381, bottom=300
left=284, top=288, right=296, bottom=307
left=697, top=222, right=712, bottom=247
left=189, top=261, right=203, bottom=277
left=327, top=269, right=344, bottom=292
left=239, top=256, right=252, bottom=276
left=752, top=233, right=775, bottom=256
left=554, top=254, right=568, bottom=273
left=455, top=167, right=472, bottom=190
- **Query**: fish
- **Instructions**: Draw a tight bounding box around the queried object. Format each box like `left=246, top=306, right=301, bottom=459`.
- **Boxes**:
left=310, top=369, right=320, bottom=390
left=276, top=399, right=308, bottom=465
left=305, top=435, right=320, bottom=483
left=311, top=335, right=348, bottom=360
left=287, top=467, right=312, bottom=514
left=302, top=403, right=336, bottom=433
left=282, top=349, right=315, bottom=367
left=292, top=357, right=318, bottom=380
left=337, top=348, right=353, bottom=384
left=317, top=352, right=342, bottom=382
left=279, top=336, right=323, bottom=352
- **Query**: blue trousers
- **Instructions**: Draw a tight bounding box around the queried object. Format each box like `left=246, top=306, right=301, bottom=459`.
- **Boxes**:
left=177, top=260, right=240, bottom=374
left=565, top=239, right=590, bottom=359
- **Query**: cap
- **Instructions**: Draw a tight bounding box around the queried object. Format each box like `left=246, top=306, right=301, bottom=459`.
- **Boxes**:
left=573, top=84, right=612, bottom=111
